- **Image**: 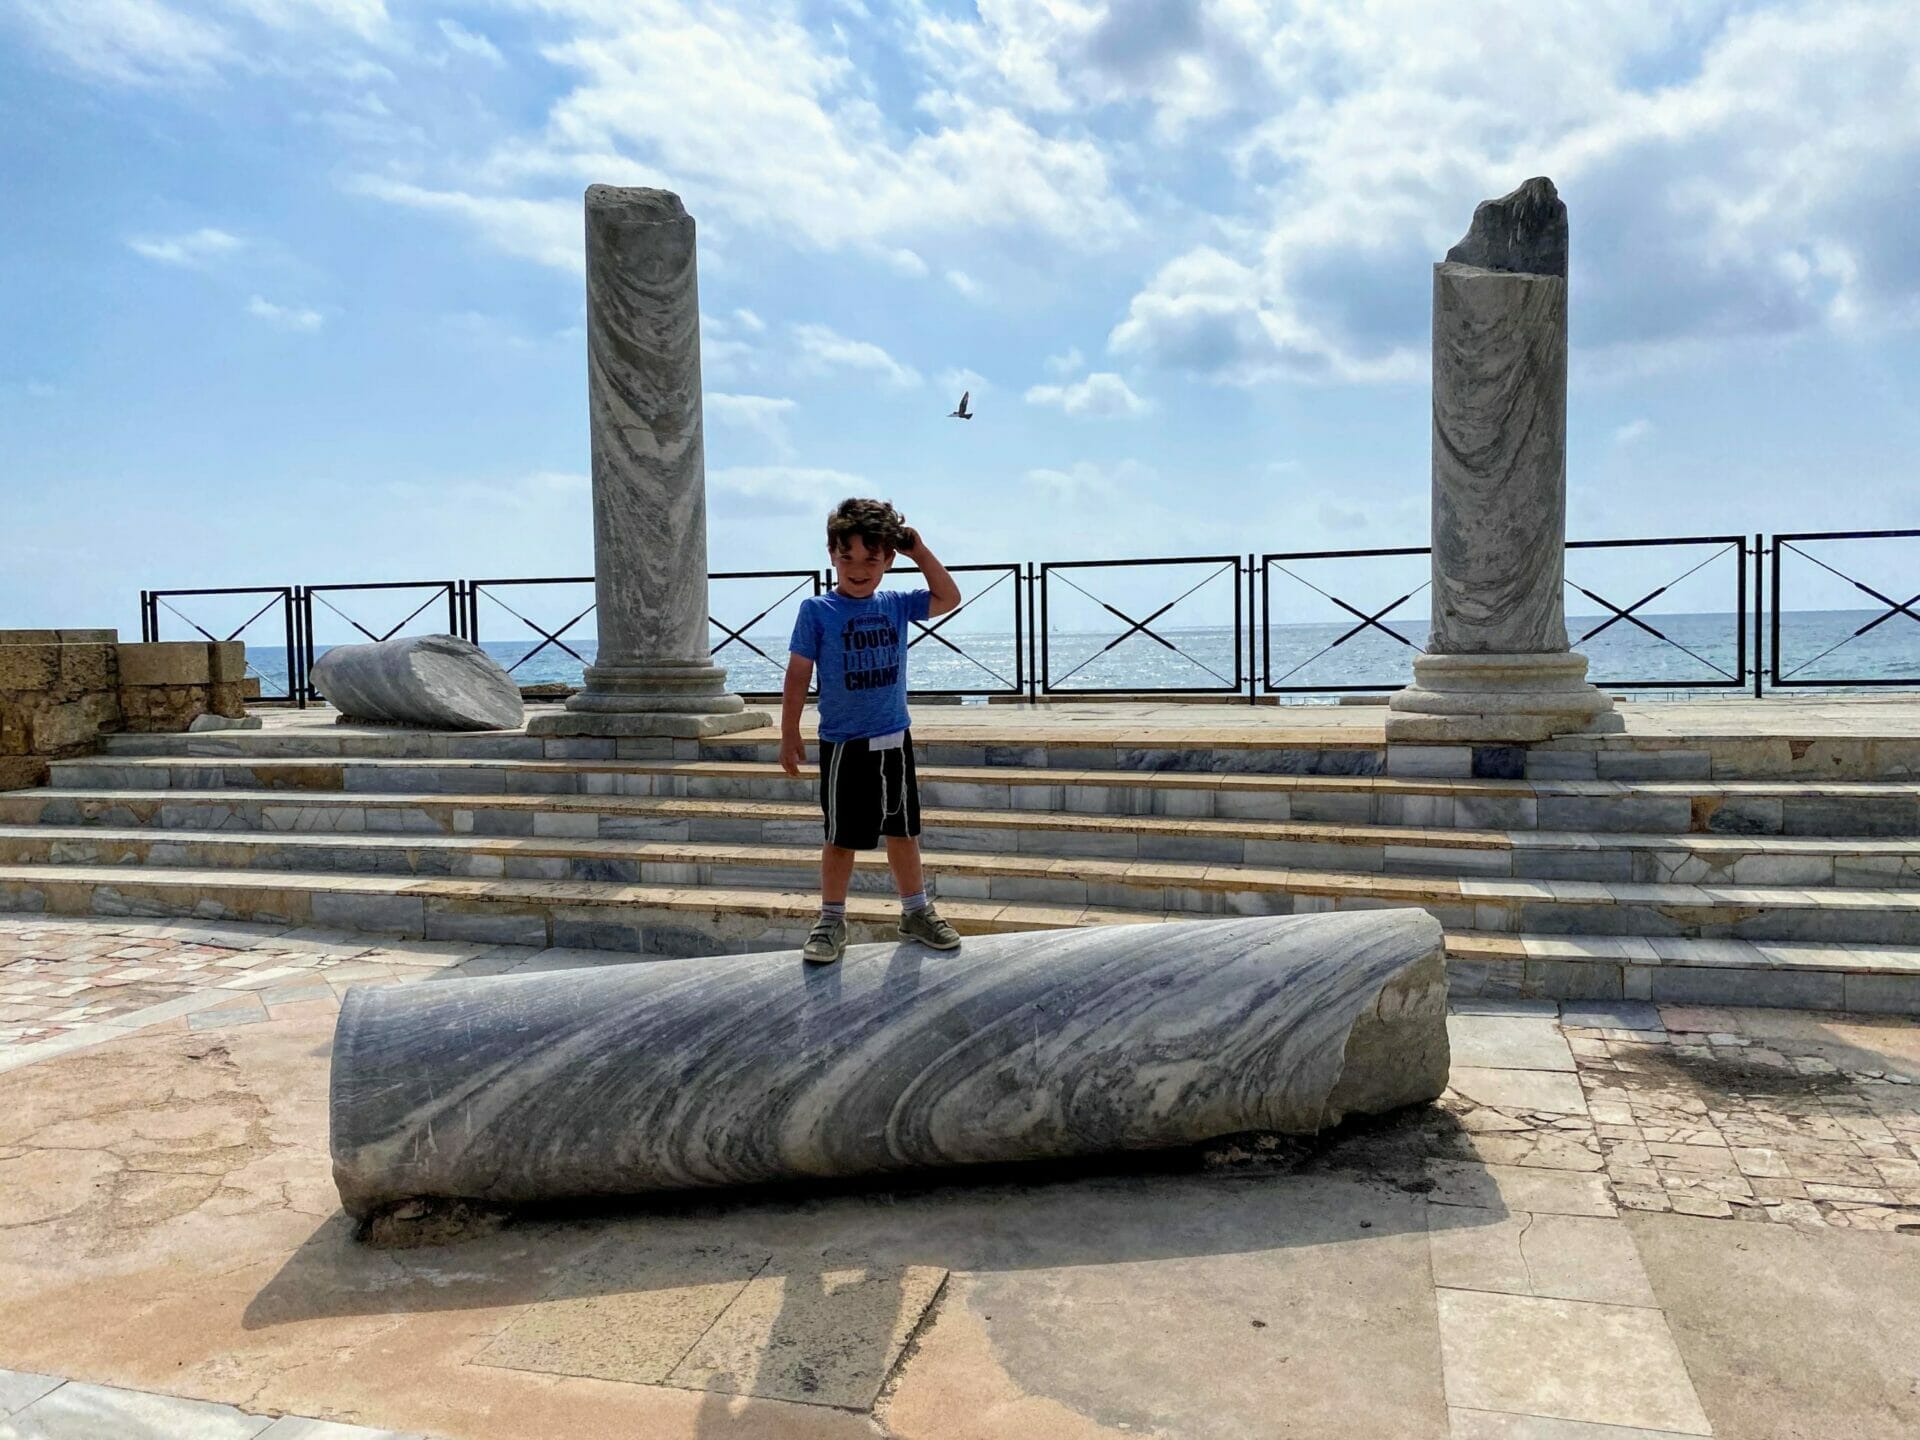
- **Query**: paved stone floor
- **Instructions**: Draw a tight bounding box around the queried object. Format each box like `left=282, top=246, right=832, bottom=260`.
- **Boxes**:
left=1, top=914, right=1918, bottom=1439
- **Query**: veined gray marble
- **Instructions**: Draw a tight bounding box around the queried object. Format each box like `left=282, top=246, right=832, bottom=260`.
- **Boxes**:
left=1427, top=260, right=1568, bottom=655
left=530, top=186, right=764, bottom=739
left=1389, top=178, right=1618, bottom=743
left=329, top=911, right=1450, bottom=1221
left=310, top=634, right=522, bottom=731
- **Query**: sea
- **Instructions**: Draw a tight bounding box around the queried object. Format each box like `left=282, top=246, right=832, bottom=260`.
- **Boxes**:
left=233, top=609, right=1920, bottom=700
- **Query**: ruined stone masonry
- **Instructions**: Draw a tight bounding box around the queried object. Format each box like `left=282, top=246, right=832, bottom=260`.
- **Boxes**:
left=0, top=630, right=246, bottom=791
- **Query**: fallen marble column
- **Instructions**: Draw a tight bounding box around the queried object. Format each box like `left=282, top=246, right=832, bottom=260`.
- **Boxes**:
left=329, top=911, right=1449, bottom=1222
left=311, top=633, right=524, bottom=730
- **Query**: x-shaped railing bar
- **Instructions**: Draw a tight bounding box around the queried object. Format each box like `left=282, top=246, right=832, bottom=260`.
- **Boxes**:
left=1777, top=541, right=1920, bottom=679
left=904, top=568, right=1017, bottom=689
left=709, top=575, right=816, bottom=672
left=478, top=586, right=596, bottom=674
left=154, top=591, right=286, bottom=682
left=1265, top=565, right=1430, bottom=686
left=310, top=586, right=449, bottom=645
left=1567, top=542, right=1737, bottom=680
left=1052, top=561, right=1237, bottom=688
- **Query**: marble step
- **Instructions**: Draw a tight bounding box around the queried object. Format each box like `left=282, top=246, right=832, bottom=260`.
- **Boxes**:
left=12, top=786, right=1920, bottom=888
left=4, top=826, right=1920, bottom=944
left=98, top=728, right=1389, bottom=776
left=101, top=721, right=1920, bottom=782
left=0, top=864, right=1913, bottom=1014
left=49, top=755, right=1920, bottom=837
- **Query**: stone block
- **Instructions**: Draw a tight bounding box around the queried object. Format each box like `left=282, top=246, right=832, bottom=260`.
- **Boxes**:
left=1387, top=745, right=1474, bottom=778
left=208, top=640, right=248, bottom=682
left=57, top=642, right=116, bottom=692
left=0, top=643, right=59, bottom=693
left=0, top=705, right=29, bottom=755
left=209, top=681, right=248, bottom=717
left=0, top=756, right=46, bottom=791
left=31, top=699, right=99, bottom=751
left=117, top=640, right=212, bottom=687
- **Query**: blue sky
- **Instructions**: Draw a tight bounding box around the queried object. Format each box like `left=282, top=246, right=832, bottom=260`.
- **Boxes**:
left=4, top=0, right=1919, bottom=642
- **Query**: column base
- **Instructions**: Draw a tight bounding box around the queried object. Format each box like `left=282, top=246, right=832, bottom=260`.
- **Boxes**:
left=1385, top=650, right=1623, bottom=744
left=526, top=658, right=771, bottom=738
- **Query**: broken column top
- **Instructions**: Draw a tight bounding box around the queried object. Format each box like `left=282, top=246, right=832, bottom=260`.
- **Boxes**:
left=1444, top=176, right=1566, bottom=277
left=584, top=185, right=688, bottom=224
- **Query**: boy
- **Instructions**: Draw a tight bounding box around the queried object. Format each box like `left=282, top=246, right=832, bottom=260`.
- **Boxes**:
left=781, top=498, right=963, bottom=965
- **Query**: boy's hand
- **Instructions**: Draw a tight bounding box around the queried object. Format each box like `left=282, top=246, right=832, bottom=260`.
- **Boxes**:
left=897, top=525, right=921, bottom=557
left=779, top=733, right=805, bottom=778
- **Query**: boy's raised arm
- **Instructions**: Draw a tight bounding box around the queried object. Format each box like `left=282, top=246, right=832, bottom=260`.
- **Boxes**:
left=901, top=528, right=962, bottom=618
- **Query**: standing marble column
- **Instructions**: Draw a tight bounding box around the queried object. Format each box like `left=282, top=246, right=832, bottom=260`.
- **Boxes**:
left=1386, top=178, right=1621, bottom=743
left=529, top=186, right=767, bottom=738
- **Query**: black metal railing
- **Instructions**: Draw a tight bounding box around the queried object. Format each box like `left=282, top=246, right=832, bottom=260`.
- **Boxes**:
left=1770, top=529, right=1920, bottom=688
left=1259, top=535, right=1754, bottom=696
left=888, top=561, right=1026, bottom=698
left=141, top=530, right=1920, bottom=707
left=1566, top=535, right=1748, bottom=691
left=1038, top=555, right=1243, bottom=695
left=1260, top=546, right=1430, bottom=695
left=139, top=585, right=301, bottom=702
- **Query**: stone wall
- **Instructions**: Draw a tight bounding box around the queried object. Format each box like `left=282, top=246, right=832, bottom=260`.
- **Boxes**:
left=0, top=631, right=247, bottom=791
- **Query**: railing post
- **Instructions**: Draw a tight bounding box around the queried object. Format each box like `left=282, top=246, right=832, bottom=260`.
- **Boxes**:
left=1753, top=533, right=1764, bottom=699
left=1246, top=553, right=1257, bottom=706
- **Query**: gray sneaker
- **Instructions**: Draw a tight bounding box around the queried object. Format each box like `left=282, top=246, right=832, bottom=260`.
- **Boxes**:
left=802, top=917, right=847, bottom=965
left=897, top=904, right=961, bottom=950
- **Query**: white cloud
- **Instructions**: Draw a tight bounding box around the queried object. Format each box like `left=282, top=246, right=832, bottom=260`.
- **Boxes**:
left=348, top=177, right=581, bottom=272
left=127, top=227, right=246, bottom=267
left=10, top=0, right=392, bottom=87
left=9, top=0, right=236, bottom=86
left=1027, top=460, right=1122, bottom=501
left=1024, top=370, right=1150, bottom=418
left=707, top=392, right=797, bottom=455
left=247, top=294, right=325, bottom=330
left=938, top=367, right=989, bottom=402
left=710, top=465, right=867, bottom=515
left=358, top=0, right=1132, bottom=273
left=438, top=17, right=504, bottom=65
left=945, top=268, right=986, bottom=300
left=731, top=307, right=766, bottom=333
left=791, top=322, right=921, bottom=389
left=1108, top=244, right=1422, bottom=386
left=1042, top=346, right=1085, bottom=377
left=1614, top=418, right=1654, bottom=446
left=1041, top=1, right=1920, bottom=384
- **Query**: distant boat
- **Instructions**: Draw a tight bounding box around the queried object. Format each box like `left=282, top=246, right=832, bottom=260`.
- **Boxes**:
left=948, top=390, right=973, bottom=420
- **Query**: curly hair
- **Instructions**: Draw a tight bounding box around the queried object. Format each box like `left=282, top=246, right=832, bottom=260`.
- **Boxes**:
left=826, top=497, right=909, bottom=555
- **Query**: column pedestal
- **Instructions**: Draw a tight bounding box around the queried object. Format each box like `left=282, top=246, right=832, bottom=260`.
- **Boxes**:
left=1386, top=651, right=1622, bottom=743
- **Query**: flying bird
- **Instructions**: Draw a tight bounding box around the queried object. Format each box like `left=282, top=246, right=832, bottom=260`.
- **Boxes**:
left=948, top=390, right=973, bottom=420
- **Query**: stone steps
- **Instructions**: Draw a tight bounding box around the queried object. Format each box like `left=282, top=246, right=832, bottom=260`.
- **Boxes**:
left=52, top=755, right=1920, bottom=837
left=5, top=720, right=1912, bottom=1013
left=0, top=863, right=1913, bottom=1013
left=11, top=786, right=1920, bottom=888
left=4, top=824, right=1920, bottom=944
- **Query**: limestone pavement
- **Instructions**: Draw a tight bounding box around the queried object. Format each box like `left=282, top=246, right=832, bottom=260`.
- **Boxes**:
left=1, top=912, right=1918, bottom=1438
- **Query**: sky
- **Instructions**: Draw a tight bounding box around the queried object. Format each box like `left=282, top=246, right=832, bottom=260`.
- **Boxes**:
left=4, top=0, right=1920, bottom=646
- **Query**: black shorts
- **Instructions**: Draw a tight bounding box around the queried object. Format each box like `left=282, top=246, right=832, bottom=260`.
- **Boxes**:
left=818, top=730, right=921, bottom=850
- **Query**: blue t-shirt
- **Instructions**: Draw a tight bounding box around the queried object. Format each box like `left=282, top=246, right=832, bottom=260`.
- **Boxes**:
left=790, top=588, right=931, bottom=743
